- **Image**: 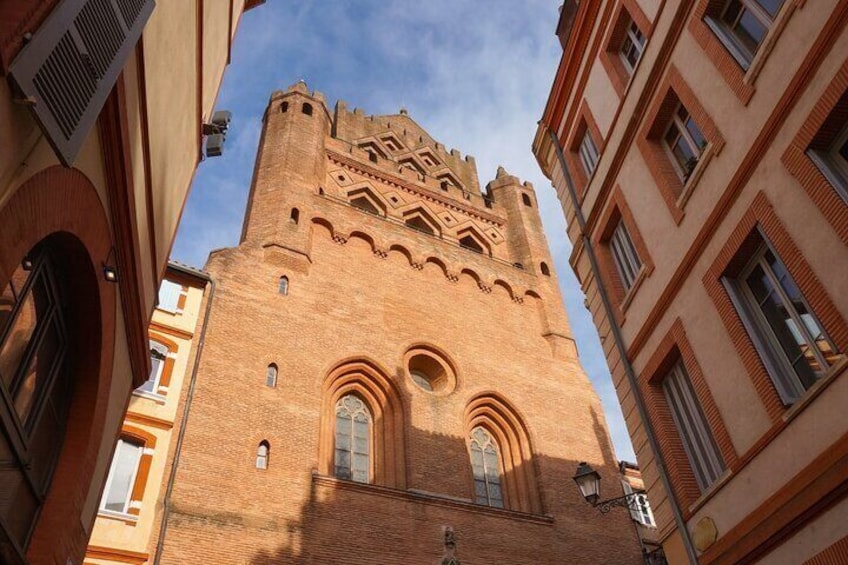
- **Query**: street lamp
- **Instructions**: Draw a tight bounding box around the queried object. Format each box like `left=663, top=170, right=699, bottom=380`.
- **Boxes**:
left=572, top=462, right=644, bottom=514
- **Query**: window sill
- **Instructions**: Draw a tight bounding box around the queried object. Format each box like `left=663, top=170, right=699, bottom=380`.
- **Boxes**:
left=154, top=306, right=182, bottom=316
left=619, top=265, right=650, bottom=321
left=311, top=472, right=554, bottom=525
left=97, top=509, right=139, bottom=525
left=675, top=144, right=716, bottom=216
left=682, top=357, right=847, bottom=521
left=782, top=354, right=847, bottom=424
left=132, top=390, right=167, bottom=404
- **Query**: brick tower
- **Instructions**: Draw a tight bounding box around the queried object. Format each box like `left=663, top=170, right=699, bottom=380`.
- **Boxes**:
left=156, top=82, right=642, bottom=563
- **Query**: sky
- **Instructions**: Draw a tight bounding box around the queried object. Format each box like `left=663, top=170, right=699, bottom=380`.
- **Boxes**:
left=171, top=0, right=636, bottom=462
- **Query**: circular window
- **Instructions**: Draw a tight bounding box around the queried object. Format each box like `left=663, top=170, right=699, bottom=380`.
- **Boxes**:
left=405, top=348, right=456, bottom=395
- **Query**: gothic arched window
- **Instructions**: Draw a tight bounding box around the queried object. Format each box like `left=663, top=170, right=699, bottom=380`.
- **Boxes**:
left=266, top=364, right=278, bottom=388
left=256, top=441, right=270, bottom=469
left=334, top=395, right=371, bottom=483
left=469, top=427, right=504, bottom=508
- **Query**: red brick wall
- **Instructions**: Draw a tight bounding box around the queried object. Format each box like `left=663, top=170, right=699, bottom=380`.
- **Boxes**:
left=156, top=90, right=643, bottom=564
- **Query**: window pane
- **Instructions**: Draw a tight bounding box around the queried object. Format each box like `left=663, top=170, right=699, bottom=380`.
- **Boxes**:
left=334, top=395, right=371, bottom=483
left=745, top=266, right=820, bottom=385
left=0, top=290, right=40, bottom=390
left=685, top=117, right=707, bottom=151
left=137, top=344, right=166, bottom=395
left=733, top=8, right=767, bottom=54
left=663, top=363, right=725, bottom=491
left=13, top=317, right=61, bottom=426
left=755, top=0, right=784, bottom=18
left=103, top=440, right=142, bottom=513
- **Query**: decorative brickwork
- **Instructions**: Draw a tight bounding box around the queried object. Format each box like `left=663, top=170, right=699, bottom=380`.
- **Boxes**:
left=566, top=101, right=605, bottom=200
left=157, top=85, right=642, bottom=563
left=637, top=65, right=725, bottom=224
left=638, top=319, right=738, bottom=515
left=703, top=191, right=848, bottom=422
left=599, top=0, right=652, bottom=97
left=782, top=55, right=848, bottom=245
left=593, top=185, right=654, bottom=322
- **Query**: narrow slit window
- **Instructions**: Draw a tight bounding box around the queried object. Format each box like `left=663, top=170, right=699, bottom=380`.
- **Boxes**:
left=290, top=208, right=300, bottom=224
left=281, top=101, right=289, bottom=113
left=256, top=441, right=270, bottom=469
left=522, top=193, right=532, bottom=207
left=302, top=103, right=313, bottom=116
left=278, top=276, right=289, bottom=295
left=266, top=364, right=277, bottom=388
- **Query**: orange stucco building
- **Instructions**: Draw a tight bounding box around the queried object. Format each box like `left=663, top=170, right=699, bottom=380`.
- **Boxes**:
left=0, top=1, right=261, bottom=563
left=84, top=262, right=209, bottom=565
left=534, top=1, right=848, bottom=563
left=152, top=82, right=644, bottom=563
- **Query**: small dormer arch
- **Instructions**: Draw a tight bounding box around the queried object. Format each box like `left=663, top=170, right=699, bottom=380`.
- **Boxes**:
left=492, top=279, right=515, bottom=300
left=345, top=184, right=388, bottom=217
left=455, top=225, right=491, bottom=256
left=400, top=204, right=442, bottom=237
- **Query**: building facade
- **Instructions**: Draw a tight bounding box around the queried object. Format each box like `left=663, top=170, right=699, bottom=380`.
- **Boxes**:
left=154, top=82, right=643, bottom=563
left=84, top=262, right=209, bottom=565
left=534, top=1, right=848, bottom=563
left=0, top=1, right=261, bottom=563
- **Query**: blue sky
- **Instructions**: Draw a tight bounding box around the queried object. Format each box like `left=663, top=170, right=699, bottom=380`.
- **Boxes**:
left=171, top=0, right=636, bottom=462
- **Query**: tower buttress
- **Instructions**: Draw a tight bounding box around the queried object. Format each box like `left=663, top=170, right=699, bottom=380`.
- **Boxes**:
left=240, top=81, right=331, bottom=263
left=488, top=168, right=578, bottom=360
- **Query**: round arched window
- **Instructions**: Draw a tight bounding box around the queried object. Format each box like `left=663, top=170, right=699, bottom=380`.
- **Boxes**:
left=405, top=347, right=457, bottom=395
left=0, top=242, right=73, bottom=554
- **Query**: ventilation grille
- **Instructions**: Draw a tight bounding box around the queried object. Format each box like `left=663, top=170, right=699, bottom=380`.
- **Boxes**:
left=9, top=0, right=155, bottom=166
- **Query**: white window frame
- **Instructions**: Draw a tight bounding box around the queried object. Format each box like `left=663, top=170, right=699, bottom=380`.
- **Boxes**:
left=706, top=0, right=784, bottom=69
left=135, top=341, right=169, bottom=399
left=662, top=103, right=706, bottom=183
left=808, top=122, right=848, bottom=204
left=724, top=240, right=838, bottom=404
left=663, top=361, right=726, bottom=492
left=619, top=18, right=646, bottom=75
left=578, top=129, right=600, bottom=178
left=266, top=364, right=277, bottom=388
left=622, top=481, right=655, bottom=527
left=609, top=220, right=642, bottom=291
left=99, top=438, right=144, bottom=518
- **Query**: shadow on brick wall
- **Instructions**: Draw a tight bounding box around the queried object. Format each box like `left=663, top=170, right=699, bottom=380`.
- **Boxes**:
left=235, top=408, right=642, bottom=564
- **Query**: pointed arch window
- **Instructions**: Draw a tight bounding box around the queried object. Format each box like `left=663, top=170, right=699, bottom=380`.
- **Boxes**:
left=278, top=275, right=289, bottom=295
left=266, top=364, right=278, bottom=388
left=334, top=395, right=371, bottom=483
left=469, top=427, right=504, bottom=508
left=256, top=441, right=270, bottom=469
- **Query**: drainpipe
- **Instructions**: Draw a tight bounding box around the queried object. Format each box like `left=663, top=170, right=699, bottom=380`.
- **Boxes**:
left=547, top=128, right=699, bottom=564
left=153, top=271, right=215, bottom=564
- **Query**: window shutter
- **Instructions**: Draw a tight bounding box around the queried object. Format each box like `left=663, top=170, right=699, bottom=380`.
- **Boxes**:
left=8, top=0, right=155, bottom=166
left=157, top=280, right=182, bottom=312
left=621, top=481, right=642, bottom=522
